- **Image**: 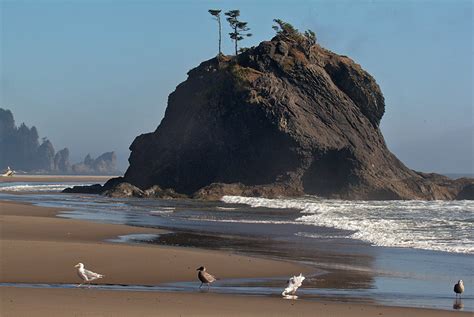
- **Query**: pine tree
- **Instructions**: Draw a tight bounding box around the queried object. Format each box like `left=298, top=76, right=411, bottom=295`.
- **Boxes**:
left=208, top=9, right=222, bottom=55
left=225, top=10, right=252, bottom=56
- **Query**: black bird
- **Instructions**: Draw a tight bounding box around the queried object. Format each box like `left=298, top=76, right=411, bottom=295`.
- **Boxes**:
left=454, top=280, right=464, bottom=298
left=196, top=266, right=217, bottom=289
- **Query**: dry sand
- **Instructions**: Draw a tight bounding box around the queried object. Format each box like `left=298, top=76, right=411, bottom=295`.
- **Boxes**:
left=0, top=199, right=469, bottom=316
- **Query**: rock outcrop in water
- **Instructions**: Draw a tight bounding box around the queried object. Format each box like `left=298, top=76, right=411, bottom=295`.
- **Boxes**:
left=66, top=31, right=473, bottom=200
left=71, top=152, right=120, bottom=175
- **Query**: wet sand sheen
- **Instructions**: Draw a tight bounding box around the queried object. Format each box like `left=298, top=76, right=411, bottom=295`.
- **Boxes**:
left=0, top=198, right=470, bottom=316
left=0, top=200, right=310, bottom=285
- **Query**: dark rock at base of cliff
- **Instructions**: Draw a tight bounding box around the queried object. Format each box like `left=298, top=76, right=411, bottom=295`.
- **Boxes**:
left=103, top=182, right=145, bottom=198
left=455, top=183, right=474, bottom=200
left=63, top=177, right=473, bottom=201
left=144, top=185, right=188, bottom=199
left=62, top=179, right=188, bottom=199
left=192, top=182, right=303, bottom=200
left=63, top=184, right=103, bottom=194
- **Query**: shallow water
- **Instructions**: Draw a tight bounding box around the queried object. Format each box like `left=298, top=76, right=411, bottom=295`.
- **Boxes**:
left=0, top=182, right=473, bottom=312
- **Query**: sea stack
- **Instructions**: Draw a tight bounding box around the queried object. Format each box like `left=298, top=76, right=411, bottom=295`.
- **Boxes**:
left=94, top=31, right=472, bottom=200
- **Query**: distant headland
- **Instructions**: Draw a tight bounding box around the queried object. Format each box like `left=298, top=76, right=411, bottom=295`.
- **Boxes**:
left=0, top=108, right=120, bottom=175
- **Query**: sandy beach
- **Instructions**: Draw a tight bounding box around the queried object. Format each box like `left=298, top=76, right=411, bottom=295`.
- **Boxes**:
left=0, top=194, right=469, bottom=316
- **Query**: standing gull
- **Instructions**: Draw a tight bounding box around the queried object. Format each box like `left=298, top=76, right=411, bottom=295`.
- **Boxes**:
left=196, top=266, right=217, bottom=289
left=74, top=263, right=104, bottom=287
left=282, top=273, right=305, bottom=297
left=454, top=280, right=464, bottom=298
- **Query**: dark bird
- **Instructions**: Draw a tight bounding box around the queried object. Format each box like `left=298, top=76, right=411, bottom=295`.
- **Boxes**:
left=454, top=280, right=464, bottom=298
left=197, top=266, right=216, bottom=289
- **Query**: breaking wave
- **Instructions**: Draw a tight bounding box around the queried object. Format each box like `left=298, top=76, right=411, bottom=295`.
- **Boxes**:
left=0, top=183, right=86, bottom=192
left=221, top=196, right=474, bottom=254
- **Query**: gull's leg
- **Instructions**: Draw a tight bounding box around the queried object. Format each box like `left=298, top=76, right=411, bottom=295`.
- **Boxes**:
left=76, top=283, right=83, bottom=288
left=207, top=283, right=210, bottom=290
left=199, top=282, right=203, bottom=289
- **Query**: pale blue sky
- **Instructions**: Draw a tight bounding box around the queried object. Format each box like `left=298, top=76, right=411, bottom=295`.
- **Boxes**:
left=1, top=0, right=472, bottom=173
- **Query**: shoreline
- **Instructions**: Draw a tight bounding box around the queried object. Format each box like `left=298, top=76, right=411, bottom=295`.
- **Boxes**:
left=0, top=200, right=310, bottom=285
left=1, top=286, right=464, bottom=317
left=0, top=190, right=471, bottom=315
left=0, top=174, right=112, bottom=183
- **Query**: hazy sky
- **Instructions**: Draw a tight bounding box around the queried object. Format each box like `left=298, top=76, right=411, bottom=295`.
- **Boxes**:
left=1, top=0, right=472, bottom=173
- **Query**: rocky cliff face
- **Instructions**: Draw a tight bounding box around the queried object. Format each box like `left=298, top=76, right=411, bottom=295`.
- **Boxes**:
left=115, top=35, right=471, bottom=200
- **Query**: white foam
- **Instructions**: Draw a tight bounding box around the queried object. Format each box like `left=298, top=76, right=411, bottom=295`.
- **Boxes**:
left=149, top=208, right=175, bottom=214
left=188, top=217, right=297, bottom=225
left=0, top=184, right=79, bottom=192
left=222, top=196, right=474, bottom=254
left=216, top=207, right=238, bottom=211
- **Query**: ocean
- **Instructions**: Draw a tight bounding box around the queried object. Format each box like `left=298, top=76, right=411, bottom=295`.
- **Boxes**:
left=1, top=181, right=473, bottom=311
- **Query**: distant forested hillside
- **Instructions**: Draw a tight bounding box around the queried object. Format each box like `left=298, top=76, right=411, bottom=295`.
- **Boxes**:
left=0, top=108, right=119, bottom=174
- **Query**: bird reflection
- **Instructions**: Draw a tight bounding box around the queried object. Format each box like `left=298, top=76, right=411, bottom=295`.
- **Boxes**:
left=453, top=298, right=464, bottom=311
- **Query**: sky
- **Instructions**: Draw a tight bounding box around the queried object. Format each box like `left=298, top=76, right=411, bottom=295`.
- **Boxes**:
left=1, top=0, right=472, bottom=174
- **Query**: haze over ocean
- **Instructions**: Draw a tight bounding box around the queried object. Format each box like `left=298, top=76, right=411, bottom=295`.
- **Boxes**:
left=1, top=0, right=472, bottom=173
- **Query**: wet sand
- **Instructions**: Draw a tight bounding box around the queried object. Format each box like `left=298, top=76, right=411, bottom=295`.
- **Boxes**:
left=1, top=287, right=463, bottom=317
left=0, top=199, right=470, bottom=316
left=0, top=201, right=309, bottom=285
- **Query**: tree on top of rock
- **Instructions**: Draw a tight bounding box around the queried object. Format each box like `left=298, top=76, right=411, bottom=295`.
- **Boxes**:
left=272, top=19, right=299, bottom=38
left=208, top=9, right=222, bottom=56
left=225, top=10, right=252, bottom=56
left=272, top=19, right=316, bottom=49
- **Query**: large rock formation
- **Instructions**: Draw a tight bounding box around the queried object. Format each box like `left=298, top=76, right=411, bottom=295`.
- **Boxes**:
left=70, top=31, right=473, bottom=200
left=0, top=108, right=66, bottom=172
left=53, top=148, right=71, bottom=172
left=71, top=152, right=119, bottom=175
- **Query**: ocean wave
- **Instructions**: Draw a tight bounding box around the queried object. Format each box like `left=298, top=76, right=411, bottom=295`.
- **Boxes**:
left=149, top=208, right=175, bottom=214
left=188, top=217, right=297, bottom=225
left=222, top=196, right=474, bottom=254
left=0, top=183, right=85, bottom=192
left=216, top=207, right=238, bottom=211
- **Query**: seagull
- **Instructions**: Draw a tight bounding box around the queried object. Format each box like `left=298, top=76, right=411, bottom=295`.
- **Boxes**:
left=196, top=266, right=217, bottom=289
left=454, top=280, right=464, bottom=298
left=74, top=263, right=104, bottom=288
left=282, top=273, right=305, bottom=297
left=2, top=166, right=14, bottom=177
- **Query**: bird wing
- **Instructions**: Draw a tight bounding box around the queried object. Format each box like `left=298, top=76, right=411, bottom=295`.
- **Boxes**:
left=83, top=269, right=104, bottom=281
left=202, top=271, right=216, bottom=283
left=454, top=284, right=464, bottom=294
left=77, top=270, right=88, bottom=281
left=282, top=274, right=305, bottom=296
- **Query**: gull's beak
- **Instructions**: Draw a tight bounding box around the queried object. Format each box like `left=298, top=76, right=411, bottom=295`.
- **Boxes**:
left=74, top=264, right=80, bottom=268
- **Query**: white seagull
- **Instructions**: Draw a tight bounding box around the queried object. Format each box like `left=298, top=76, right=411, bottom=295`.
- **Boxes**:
left=282, top=273, right=305, bottom=297
left=74, top=263, right=104, bottom=287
